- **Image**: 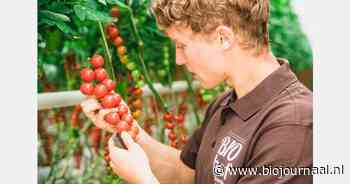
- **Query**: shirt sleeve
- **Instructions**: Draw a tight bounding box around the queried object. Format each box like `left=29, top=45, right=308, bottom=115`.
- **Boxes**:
left=237, top=124, right=313, bottom=184
left=180, top=100, right=217, bottom=169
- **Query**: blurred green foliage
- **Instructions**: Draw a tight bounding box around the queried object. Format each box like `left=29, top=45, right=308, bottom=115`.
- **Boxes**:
left=38, top=0, right=312, bottom=93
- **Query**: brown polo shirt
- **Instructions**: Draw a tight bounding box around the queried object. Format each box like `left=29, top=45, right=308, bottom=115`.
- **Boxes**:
left=180, top=58, right=313, bottom=184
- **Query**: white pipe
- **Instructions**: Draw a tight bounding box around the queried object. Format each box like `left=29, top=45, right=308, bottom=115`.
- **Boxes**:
left=38, top=80, right=200, bottom=110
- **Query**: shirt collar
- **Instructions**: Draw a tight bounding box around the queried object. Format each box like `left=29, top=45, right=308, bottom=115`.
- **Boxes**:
left=220, top=58, right=298, bottom=121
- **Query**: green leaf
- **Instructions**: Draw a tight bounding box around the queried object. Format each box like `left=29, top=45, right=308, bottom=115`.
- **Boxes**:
left=98, top=0, right=107, bottom=6
left=106, top=0, right=130, bottom=11
left=85, top=8, right=113, bottom=22
left=69, top=128, right=80, bottom=139
left=54, top=21, right=77, bottom=35
left=38, top=0, right=50, bottom=7
left=40, top=10, right=70, bottom=22
left=73, top=5, right=86, bottom=21
left=43, top=63, right=58, bottom=82
left=39, top=18, right=56, bottom=26
left=85, top=0, right=99, bottom=9
left=116, top=81, right=128, bottom=99
left=49, top=2, right=73, bottom=14
left=105, top=0, right=118, bottom=4
left=74, top=5, right=113, bottom=22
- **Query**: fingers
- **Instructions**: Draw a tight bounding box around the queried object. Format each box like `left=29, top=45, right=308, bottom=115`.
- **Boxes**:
left=81, top=98, right=101, bottom=121
left=108, top=137, right=127, bottom=161
left=120, top=131, right=134, bottom=149
left=81, top=98, right=101, bottom=113
left=108, top=137, right=117, bottom=151
left=96, top=108, right=118, bottom=132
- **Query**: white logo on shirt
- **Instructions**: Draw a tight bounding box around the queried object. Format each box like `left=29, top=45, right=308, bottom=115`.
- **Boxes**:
left=217, top=136, right=242, bottom=161
left=213, top=136, right=243, bottom=183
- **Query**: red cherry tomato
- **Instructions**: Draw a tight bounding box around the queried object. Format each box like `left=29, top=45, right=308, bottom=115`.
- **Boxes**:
left=94, top=84, right=108, bottom=99
left=168, top=131, right=177, bottom=141
left=103, top=134, right=111, bottom=143
left=180, top=135, right=188, bottom=144
left=80, top=83, right=94, bottom=95
left=118, top=104, right=129, bottom=116
left=110, top=6, right=120, bottom=17
left=112, top=93, right=122, bottom=106
left=133, top=88, right=143, bottom=97
left=104, top=112, right=120, bottom=125
left=117, top=46, right=127, bottom=56
left=95, top=68, right=108, bottom=82
left=107, top=26, right=119, bottom=40
left=113, top=36, right=123, bottom=47
left=132, top=99, right=142, bottom=109
left=104, top=151, right=109, bottom=157
left=80, top=68, right=95, bottom=82
left=164, top=122, right=175, bottom=129
left=90, top=54, right=104, bottom=68
left=102, top=79, right=116, bottom=91
left=101, top=93, right=121, bottom=108
left=122, top=114, right=134, bottom=126
left=163, top=112, right=173, bottom=122
left=104, top=155, right=111, bottom=162
left=132, top=110, right=142, bottom=119
left=170, top=141, right=178, bottom=148
left=175, top=114, right=185, bottom=124
left=179, top=103, right=188, bottom=113
left=115, top=121, right=130, bottom=133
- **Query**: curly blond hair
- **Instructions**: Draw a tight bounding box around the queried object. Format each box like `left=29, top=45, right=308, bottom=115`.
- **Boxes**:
left=151, top=0, right=270, bottom=54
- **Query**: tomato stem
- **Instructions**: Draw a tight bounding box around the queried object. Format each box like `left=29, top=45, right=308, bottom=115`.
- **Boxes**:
left=98, top=21, right=116, bottom=82
left=123, top=4, right=169, bottom=111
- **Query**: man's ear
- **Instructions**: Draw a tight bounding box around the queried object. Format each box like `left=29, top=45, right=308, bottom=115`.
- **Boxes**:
left=215, top=26, right=235, bottom=50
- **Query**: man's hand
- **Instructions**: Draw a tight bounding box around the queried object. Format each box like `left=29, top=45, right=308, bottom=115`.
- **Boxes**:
left=108, top=132, right=159, bottom=184
left=81, top=97, right=139, bottom=130
left=81, top=97, right=193, bottom=184
left=80, top=97, right=117, bottom=132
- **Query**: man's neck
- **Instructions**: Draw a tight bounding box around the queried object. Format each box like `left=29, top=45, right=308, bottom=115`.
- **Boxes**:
left=225, top=51, right=280, bottom=99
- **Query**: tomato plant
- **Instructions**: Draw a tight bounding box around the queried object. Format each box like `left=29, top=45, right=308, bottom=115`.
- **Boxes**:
left=38, top=0, right=312, bottom=183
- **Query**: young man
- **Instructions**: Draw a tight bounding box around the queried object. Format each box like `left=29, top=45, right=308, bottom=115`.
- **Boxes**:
left=81, top=0, right=313, bottom=183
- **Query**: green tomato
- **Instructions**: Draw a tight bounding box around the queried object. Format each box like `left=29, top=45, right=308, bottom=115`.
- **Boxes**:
left=200, top=88, right=209, bottom=95
left=126, top=62, right=136, bottom=70
left=202, top=94, right=214, bottom=102
left=131, top=70, right=141, bottom=79
left=111, top=180, right=119, bottom=184
left=120, top=55, right=129, bottom=65
left=164, top=52, right=169, bottom=59
left=158, top=69, right=167, bottom=77
left=163, top=58, right=169, bottom=65
left=136, top=80, right=145, bottom=88
left=139, top=17, right=146, bottom=24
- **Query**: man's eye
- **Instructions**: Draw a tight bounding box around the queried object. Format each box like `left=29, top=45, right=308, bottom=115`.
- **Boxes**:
left=176, top=45, right=185, bottom=49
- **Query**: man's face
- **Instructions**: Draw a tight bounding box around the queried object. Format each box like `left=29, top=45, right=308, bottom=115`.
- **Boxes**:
left=166, top=26, right=228, bottom=89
